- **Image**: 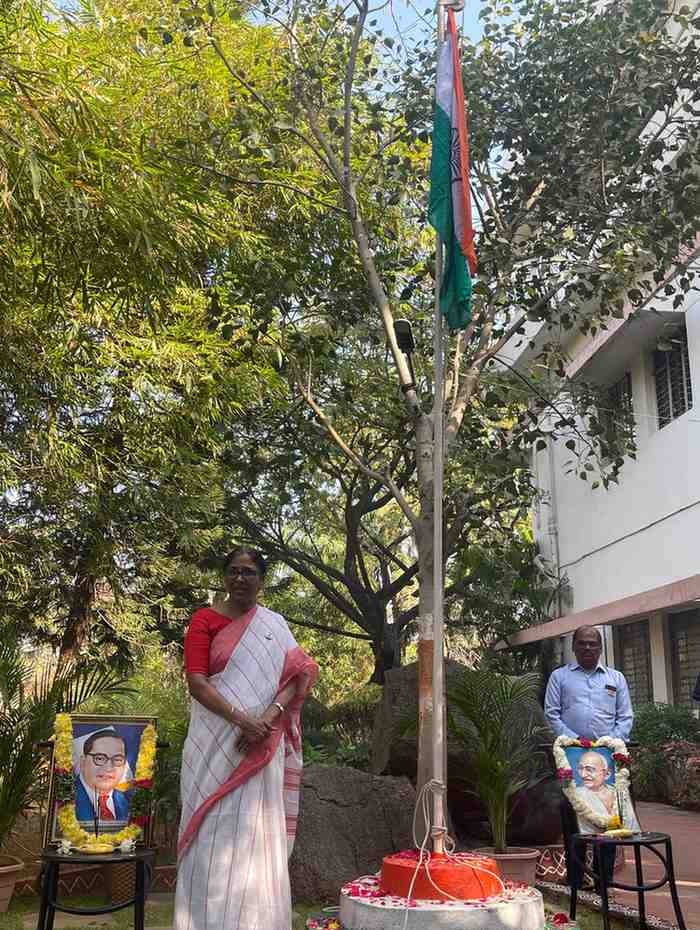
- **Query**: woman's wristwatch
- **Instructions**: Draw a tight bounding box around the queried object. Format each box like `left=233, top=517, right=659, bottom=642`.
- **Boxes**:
left=272, top=701, right=286, bottom=715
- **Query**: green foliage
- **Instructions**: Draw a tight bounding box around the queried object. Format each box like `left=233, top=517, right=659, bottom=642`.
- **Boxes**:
left=301, top=683, right=381, bottom=771
left=448, top=525, right=562, bottom=655
left=266, top=575, right=378, bottom=697
left=3, top=0, right=700, bottom=713
left=632, top=701, right=700, bottom=746
left=1, top=0, right=298, bottom=659
left=0, top=638, right=130, bottom=848
left=328, top=684, right=382, bottom=743
left=447, top=670, right=545, bottom=852
left=631, top=702, right=700, bottom=801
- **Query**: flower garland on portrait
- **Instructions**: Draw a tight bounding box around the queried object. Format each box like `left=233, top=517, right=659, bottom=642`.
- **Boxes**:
left=553, top=735, right=634, bottom=833
left=52, top=714, right=157, bottom=851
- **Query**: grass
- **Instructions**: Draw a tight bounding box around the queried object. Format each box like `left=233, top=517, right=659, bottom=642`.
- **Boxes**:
left=0, top=894, right=174, bottom=930
left=0, top=892, right=630, bottom=930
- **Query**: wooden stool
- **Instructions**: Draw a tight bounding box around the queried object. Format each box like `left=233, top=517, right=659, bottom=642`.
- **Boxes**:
left=36, top=848, right=156, bottom=930
left=570, top=832, right=686, bottom=930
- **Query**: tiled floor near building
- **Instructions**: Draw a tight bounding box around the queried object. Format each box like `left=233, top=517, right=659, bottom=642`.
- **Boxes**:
left=615, top=802, right=700, bottom=930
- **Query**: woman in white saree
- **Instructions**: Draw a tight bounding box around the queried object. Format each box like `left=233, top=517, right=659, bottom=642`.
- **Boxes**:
left=175, top=548, right=318, bottom=930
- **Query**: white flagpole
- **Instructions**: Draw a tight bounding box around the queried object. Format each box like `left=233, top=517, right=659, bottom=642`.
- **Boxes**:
left=431, top=0, right=447, bottom=858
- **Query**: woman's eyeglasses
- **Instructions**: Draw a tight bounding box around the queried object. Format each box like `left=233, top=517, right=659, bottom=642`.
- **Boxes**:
left=226, top=567, right=259, bottom=579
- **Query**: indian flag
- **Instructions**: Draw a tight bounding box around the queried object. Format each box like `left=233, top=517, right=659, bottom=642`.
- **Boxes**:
left=428, top=8, right=477, bottom=331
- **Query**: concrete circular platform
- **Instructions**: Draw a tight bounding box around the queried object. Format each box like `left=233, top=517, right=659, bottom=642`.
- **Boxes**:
left=339, top=874, right=546, bottom=930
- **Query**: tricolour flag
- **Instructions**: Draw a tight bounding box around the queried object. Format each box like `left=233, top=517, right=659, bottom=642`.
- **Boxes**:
left=428, top=8, right=477, bottom=331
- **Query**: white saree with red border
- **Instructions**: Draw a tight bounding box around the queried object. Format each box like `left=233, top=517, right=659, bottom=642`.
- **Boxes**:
left=174, top=605, right=318, bottom=930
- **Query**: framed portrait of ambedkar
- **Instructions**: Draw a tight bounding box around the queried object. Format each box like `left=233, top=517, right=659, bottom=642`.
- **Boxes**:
left=553, top=735, right=640, bottom=835
left=44, top=714, right=157, bottom=850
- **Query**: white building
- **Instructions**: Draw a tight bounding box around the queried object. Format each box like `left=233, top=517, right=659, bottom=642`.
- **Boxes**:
left=501, top=255, right=700, bottom=712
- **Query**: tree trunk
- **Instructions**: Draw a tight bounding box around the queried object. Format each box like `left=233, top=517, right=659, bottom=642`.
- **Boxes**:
left=369, top=616, right=402, bottom=684
left=59, top=563, right=96, bottom=661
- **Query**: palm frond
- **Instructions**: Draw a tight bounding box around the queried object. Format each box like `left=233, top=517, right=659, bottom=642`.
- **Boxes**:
left=0, top=638, right=33, bottom=708
left=446, top=668, right=544, bottom=851
left=53, top=664, right=134, bottom=711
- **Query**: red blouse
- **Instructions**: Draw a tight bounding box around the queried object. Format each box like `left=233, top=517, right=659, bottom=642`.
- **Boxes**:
left=184, top=608, right=234, bottom=676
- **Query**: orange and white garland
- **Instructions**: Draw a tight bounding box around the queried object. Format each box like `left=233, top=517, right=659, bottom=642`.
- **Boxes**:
left=53, top=713, right=157, bottom=850
left=553, top=735, right=634, bottom=833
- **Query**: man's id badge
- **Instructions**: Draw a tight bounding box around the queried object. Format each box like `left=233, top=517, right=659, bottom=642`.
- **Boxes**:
left=605, top=684, right=617, bottom=695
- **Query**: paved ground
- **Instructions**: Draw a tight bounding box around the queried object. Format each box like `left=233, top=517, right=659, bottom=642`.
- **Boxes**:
left=614, top=802, right=700, bottom=930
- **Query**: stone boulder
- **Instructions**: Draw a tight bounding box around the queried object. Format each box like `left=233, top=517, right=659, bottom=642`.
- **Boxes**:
left=289, top=764, right=415, bottom=901
left=663, top=741, right=700, bottom=811
left=371, top=661, right=561, bottom=845
left=371, top=659, right=472, bottom=778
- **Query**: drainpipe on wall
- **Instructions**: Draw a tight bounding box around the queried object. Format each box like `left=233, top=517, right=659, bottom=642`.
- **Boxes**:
left=547, top=437, right=563, bottom=621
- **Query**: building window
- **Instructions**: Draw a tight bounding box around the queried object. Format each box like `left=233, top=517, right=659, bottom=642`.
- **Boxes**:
left=602, top=372, right=634, bottom=443
left=614, top=619, right=652, bottom=706
left=654, top=324, right=693, bottom=428
left=670, top=609, right=700, bottom=707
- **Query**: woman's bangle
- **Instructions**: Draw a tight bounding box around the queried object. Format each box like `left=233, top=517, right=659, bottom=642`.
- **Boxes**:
left=272, top=701, right=285, bottom=715
left=230, top=705, right=241, bottom=724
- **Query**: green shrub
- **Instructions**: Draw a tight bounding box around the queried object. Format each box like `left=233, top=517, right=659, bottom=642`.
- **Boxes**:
left=327, top=683, right=381, bottom=744
left=631, top=703, right=700, bottom=802
left=301, top=696, right=332, bottom=745
left=632, top=702, right=700, bottom=746
left=300, top=684, right=380, bottom=772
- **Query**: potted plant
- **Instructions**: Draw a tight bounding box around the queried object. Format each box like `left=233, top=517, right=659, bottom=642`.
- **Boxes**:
left=447, top=668, right=546, bottom=884
left=0, top=637, right=129, bottom=911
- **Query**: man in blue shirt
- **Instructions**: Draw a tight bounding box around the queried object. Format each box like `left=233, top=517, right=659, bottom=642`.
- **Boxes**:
left=544, top=626, right=633, bottom=742
left=545, top=625, right=634, bottom=897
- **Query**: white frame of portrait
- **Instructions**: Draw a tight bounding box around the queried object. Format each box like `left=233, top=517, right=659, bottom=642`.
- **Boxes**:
left=553, top=735, right=637, bottom=833
left=43, top=714, right=158, bottom=847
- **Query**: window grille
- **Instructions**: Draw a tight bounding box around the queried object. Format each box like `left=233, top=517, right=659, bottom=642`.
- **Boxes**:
left=654, top=325, right=693, bottom=428
left=614, top=619, right=652, bottom=706
left=600, top=372, right=634, bottom=446
left=670, top=609, right=700, bottom=707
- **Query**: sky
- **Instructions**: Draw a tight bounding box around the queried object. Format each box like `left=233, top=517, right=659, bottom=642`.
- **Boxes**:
left=375, top=0, right=484, bottom=47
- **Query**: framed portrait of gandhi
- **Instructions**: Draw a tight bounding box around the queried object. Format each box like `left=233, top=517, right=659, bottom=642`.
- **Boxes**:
left=44, top=714, right=157, bottom=848
left=553, top=736, right=640, bottom=835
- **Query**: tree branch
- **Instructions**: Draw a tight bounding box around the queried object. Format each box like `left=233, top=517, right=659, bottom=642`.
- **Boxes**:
left=295, top=370, right=420, bottom=534
left=286, top=615, right=374, bottom=641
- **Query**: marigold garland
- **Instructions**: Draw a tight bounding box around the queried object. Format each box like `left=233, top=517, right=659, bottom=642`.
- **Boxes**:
left=52, top=714, right=156, bottom=850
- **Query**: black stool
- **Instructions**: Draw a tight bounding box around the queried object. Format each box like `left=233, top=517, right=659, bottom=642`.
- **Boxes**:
left=36, top=848, right=156, bottom=930
left=570, top=832, right=686, bottom=930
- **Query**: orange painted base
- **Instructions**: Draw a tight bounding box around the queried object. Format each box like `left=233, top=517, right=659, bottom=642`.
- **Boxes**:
left=381, top=852, right=503, bottom=902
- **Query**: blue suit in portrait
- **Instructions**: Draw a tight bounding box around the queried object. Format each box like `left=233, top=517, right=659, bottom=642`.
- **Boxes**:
left=74, top=777, right=131, bottom=823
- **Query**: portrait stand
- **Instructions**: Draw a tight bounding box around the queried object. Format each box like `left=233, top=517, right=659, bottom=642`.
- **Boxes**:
left=36, top=848, right=156, bottom=930
left=567, top=832, right=686, bottom=930
left=552, top=736, right=687, bottom=930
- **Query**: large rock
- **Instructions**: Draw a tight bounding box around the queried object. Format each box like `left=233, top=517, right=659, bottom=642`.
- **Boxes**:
left=371, top=659, right=472, bottom=778
left=371, top=661, right=561, bottom=845
left=289, top=764, right=415, bottom=901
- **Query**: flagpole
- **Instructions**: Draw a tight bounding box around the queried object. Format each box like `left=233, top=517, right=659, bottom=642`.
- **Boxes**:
left=431, top=0, right=448, bottom=858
